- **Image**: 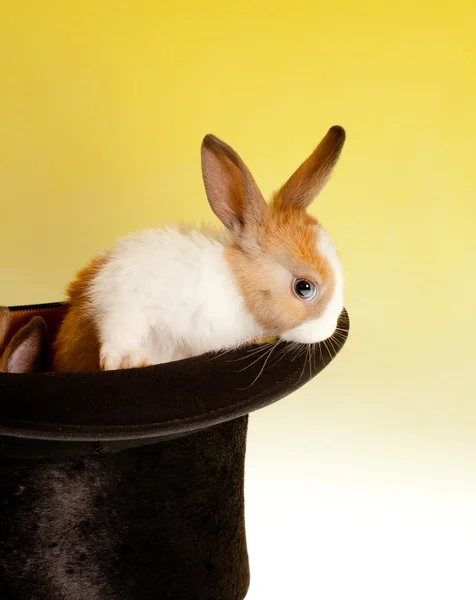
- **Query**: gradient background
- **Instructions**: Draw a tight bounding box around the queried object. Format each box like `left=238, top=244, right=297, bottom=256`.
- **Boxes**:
left=1, top=1, right=475, bottom=598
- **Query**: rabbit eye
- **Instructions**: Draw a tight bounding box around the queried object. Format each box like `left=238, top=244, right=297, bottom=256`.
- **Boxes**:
left=293, top=278, right=317, bottom=301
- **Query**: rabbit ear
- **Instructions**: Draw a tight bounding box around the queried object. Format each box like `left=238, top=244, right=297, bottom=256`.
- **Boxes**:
left=0, top=306, right=11, bottom=349
left=3, top=316, right=48, bottom=373
left=276, top=125, right=346, bottom=211
left=201, top=134, right=267, bottom=233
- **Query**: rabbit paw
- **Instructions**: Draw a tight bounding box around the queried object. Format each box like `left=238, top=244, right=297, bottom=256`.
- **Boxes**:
left=99, top=346, right=151, bottom=371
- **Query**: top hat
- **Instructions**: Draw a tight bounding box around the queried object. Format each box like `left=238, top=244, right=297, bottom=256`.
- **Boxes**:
left=0, top=301, right=349, bottom=599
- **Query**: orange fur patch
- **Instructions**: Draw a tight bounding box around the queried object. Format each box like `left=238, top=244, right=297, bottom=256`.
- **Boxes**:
left=0, top=307, right=11, bottom=356
left=249, top=335, right=278, bottom=345
left=225, top=201, right=336, bottom=336
left=53, top=255, right=107, bottom=372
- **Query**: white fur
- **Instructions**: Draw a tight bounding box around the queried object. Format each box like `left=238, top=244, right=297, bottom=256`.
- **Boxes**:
left=281, top=226, right=344, bottom=344
left=88, top=226, right=263, bottom=369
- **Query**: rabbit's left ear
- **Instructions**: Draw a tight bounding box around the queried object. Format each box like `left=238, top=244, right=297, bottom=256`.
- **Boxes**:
left=201, top=134, right=267, bottom=234
left=2, top=316, right=48, bottom=373
left=275, top=125, right=346, bottom=211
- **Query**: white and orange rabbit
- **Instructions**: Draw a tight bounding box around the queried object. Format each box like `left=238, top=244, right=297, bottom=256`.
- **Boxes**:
left=0, top=307, right=48, bottom=373
left=53, top=126, right=346, bottom=372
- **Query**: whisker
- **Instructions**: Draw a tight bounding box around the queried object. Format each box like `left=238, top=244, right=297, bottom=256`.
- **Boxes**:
left=298, top=346, right=308, bottom=383
left=235, top=343, right=278, bottom=372
left=232, top=342, right=277, bottom=361
left=328, top=337, right=339, bottom=357
left=268, top=343, right=293, bottom=368
left=238, top=343, right=279, bottom=390
left=208, top=336, right=277, bottom=362
left=332, top=331, right=348, bottom=340
left=291, top=343, right=305, bottom=361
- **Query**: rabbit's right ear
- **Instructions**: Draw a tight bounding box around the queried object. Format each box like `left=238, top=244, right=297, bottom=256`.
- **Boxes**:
left=276, top=125, right=346, bottom=211
left=0, top=306, right=11, bottom=350
left=3, top=316, right=48, bottom=373
left=201, top=135, right=267, bottom=234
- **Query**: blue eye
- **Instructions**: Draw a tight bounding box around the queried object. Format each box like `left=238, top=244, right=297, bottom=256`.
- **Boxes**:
left=293, top=279, right=317, bottom=300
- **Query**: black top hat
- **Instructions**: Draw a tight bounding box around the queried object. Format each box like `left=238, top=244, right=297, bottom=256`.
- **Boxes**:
left=0, top=302, right=349, bottom=599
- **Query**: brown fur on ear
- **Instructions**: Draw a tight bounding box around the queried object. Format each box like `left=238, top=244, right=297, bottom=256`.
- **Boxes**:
left=0, top=316, right=48, bottom=373
left=53, top=255, right=107, bottom=373
left=275, top=125, right=346, bottom=211
left=201, top=134, right=267, bottom=234
left=0, top=306, right=11, bottom=351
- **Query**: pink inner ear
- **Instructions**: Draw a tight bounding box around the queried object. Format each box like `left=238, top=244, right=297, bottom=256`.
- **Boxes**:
left=7, top=334, right=41, bottom=373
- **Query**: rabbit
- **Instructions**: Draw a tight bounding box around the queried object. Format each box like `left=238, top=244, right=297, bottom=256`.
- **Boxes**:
left=53, top=125, right=346, bottom=373
left=0, top=306, right=48, bottom=373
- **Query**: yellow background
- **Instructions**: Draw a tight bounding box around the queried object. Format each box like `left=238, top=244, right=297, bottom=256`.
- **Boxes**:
left=1, top=1, right=475, bottom=598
